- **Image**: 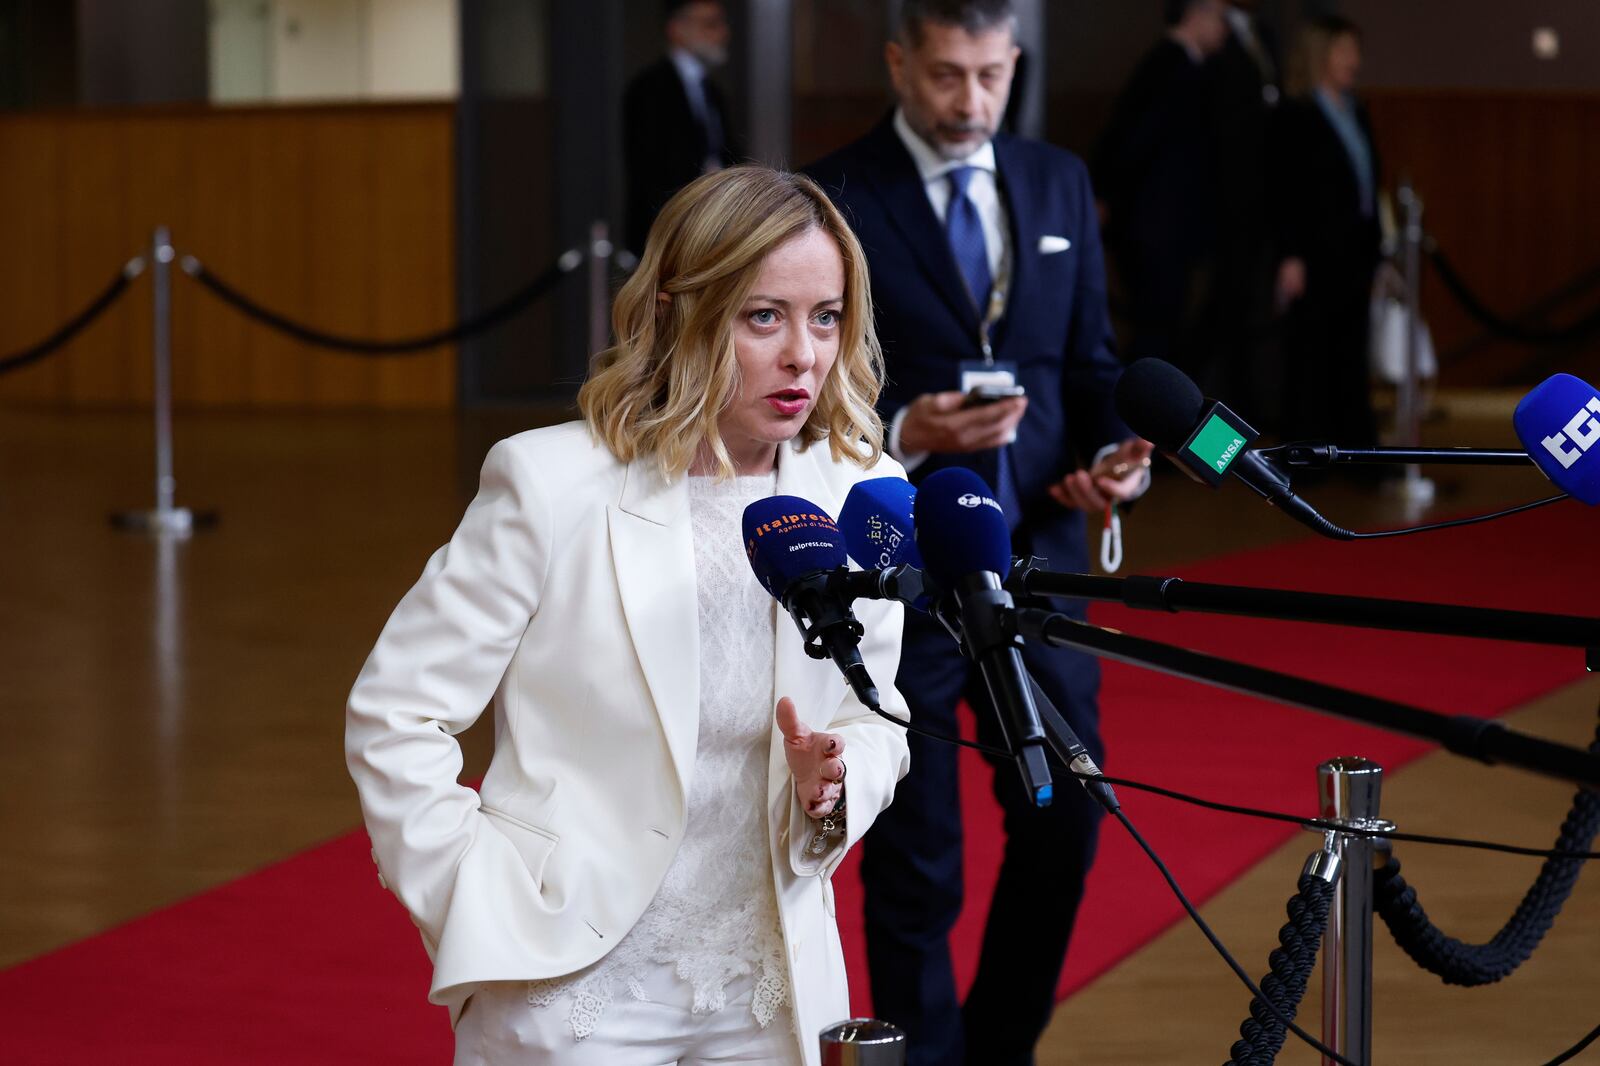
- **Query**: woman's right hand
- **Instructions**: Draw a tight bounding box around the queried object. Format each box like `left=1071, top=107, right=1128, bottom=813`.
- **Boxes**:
left=1276, top=257, right=1307, bottom=311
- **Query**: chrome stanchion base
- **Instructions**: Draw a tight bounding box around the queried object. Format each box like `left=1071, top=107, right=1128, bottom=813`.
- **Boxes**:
left=110, top=507, right=218, bottom=536
left=820, top=1019, right=906, bottom=1066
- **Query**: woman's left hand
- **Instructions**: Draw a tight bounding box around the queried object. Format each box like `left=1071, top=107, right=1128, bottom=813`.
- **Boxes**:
left=776, top=696, right=846, bottom=819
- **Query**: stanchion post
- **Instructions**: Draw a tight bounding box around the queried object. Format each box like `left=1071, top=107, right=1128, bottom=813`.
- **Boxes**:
left=1318, top=757, right=1392, bottom=1066
left=1393, top=182, right=1435, bottom=505
left=112, top=226, right=214, bottom=535
left=588, top=220, right=613, bottom=360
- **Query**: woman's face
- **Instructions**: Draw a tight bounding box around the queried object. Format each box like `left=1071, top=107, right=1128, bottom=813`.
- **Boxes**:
left=717, top=225, right=845, bottom=473
left=1324, top=33, right=1362, bottom=94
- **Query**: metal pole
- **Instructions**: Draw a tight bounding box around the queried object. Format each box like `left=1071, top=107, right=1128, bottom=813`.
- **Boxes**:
left=820, top=1019, right=906, bottom=1066
left=113, top=226, right=212, bottom=535
left=152, top=226, right=180, bottom=523
left=588, top=219, right=613, bottom=361
left=1393, top=182, right=1435, bottom=505
left=1318, top=757, right=1391, bottom=1066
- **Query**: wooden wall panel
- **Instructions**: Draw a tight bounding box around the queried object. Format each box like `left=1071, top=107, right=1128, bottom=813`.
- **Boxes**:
left=0, top=103, right=455, bottom=410
left=1365, top=90, right=1600, bottom=386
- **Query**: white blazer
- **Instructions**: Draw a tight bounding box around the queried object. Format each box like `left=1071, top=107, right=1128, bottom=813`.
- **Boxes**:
left=346, top=422, right=911, bottom=1065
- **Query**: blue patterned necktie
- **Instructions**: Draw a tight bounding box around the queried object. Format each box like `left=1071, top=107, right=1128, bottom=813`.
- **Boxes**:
left=943, top=165, right=1019, bottom=525
left=944, top=166, right=992, bottom=313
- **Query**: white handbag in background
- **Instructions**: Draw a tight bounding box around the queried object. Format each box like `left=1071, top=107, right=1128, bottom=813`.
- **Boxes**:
left=1370, top=295, right=1437, bottom=384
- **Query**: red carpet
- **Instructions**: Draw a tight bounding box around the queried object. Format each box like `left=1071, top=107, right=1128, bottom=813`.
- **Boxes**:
left=2, top=501, right=1594, bottom=1062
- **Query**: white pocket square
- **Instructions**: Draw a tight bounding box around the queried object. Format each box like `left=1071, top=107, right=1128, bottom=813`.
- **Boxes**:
left=1038, top=235, right=1072, bottom=254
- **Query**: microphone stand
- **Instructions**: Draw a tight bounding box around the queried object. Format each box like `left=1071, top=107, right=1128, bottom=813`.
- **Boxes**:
left=1008, top=558, right=1600, bottom=670
left=1007, top=606, right=1600, bottom=791
left=1256, top=441, right=1534, bottom=468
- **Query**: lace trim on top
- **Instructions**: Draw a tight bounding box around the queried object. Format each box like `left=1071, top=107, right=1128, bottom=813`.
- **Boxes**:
left=527, top=471, right=789, bottom=1039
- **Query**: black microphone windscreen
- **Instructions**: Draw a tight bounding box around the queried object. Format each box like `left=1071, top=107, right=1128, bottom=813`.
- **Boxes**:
left=1114, top=358, right=1205, bottom=451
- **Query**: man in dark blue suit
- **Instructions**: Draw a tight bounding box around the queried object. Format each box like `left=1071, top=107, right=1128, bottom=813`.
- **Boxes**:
left=806, top=2, right=1152, bottom=1063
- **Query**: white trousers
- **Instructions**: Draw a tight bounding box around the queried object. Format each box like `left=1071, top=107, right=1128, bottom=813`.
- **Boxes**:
left=453, top=965, right=802, bottom=1066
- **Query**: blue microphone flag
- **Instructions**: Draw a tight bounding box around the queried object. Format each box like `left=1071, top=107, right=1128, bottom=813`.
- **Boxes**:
left=742, top=495, right=848, bottom=599
left=912, top=467, right=1013, bottom=583
left=1514, top=373, right=1600, bottom=505
left=840, top=477, right=923, bottom=571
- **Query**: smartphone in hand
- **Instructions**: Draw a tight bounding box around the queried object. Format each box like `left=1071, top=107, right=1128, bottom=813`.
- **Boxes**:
left=961, top=383, right=1026, bottom=409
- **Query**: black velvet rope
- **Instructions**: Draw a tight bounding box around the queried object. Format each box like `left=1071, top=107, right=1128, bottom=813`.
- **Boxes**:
left=1428, top=246, right=1600, bottom=347
left=1225, top=870, right=1336, bottom=1065
left=182, top=248, right=582, bottom=354
left=0, top=259, right=143, bottom=376
left=1373, top=708, right=1600, bottom=987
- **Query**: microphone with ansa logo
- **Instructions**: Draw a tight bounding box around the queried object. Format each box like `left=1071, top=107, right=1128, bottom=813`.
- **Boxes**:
left=1515, top=373, right=1600, bottom=505
left=742, top=495, right=880, bottom=711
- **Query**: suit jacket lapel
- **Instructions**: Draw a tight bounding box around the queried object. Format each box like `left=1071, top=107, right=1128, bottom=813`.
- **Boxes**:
left=608, top=456, right=699, bottom=798
left=992, top=135, right=1036, bottom=357
left=860, top=118, right=981, bottom=335
left=767, top=441, right=845, bottom=807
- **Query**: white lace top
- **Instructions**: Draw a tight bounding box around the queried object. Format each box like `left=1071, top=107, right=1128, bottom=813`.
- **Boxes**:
left=526, top=471, right=789, bottom=1039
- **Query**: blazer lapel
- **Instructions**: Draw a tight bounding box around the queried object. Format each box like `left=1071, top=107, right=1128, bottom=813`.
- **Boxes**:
left=861, top=119, right=982, bottom=335
left=607, top=457, right=700, bottom=798
left=767, top=441, right=845, bottom=807
left=991, top=135, right=1037, bottom=357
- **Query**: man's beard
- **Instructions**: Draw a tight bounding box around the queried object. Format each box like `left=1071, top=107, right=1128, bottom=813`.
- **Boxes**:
left=691, top=42, right=729, bottom=68
left=931, top=122, right=994, bottom=160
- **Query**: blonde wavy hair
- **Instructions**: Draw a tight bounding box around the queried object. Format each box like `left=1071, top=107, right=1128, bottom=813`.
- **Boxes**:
left=579, top=165, right=884, bottom=479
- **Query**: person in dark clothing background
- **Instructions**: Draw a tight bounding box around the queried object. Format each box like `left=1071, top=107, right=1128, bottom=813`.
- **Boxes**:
left=1203, top=0, right=1282, bottom=418
left=1092, top=0, right=1230, bottom=383
left=1271, top=14, right=1381, bottom=449
left=622, top=0, right=737, bottom=252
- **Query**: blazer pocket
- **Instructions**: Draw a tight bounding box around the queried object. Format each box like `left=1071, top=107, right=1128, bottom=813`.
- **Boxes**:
left=480, top=804, right=559, bottom=887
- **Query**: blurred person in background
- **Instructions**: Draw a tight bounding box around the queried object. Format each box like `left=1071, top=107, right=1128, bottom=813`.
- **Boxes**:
left=347, top=166, right=910, bottom=1066
left=1093, top=0, right=1230, bottom=382
left=1205, top=0, right=1283, bottom=419
left=807, top=2, right=1152, bottom=1062
left=1271, top=14, right=1381, bottom=450
left=624, top=0, right=738, bottom=252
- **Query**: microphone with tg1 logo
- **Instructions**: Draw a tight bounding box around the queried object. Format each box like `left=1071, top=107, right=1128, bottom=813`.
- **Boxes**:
left=1515, top=373, right=1600, bottom=505
left=743, top=495, right=882, bottom=711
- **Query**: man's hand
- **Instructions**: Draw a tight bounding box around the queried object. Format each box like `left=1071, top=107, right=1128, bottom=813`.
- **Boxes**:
left=776, top=697, right=846, bottom=819
left=1048, top=437, right=1154, bottom=512
left=1276, top=256, right=1307, bottom=310
left=899, top=390, right=1028, bottom=455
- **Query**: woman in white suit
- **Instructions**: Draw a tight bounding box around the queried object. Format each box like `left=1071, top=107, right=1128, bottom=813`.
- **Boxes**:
left=346, top=165, right=912, bottom=1065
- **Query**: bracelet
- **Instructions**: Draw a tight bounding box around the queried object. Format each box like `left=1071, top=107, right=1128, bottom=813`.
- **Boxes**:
left=808, top=791, right=847, bottom=856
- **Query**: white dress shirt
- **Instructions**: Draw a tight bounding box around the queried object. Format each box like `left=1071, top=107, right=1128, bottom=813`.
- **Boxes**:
left=892, top=108, right=1008, bottom=282
left=884, top=111, right=1149, bottom=503
left=888, top=110, right=1011, bottom=468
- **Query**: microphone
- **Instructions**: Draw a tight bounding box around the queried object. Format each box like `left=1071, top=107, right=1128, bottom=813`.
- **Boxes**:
left=912, top=468, right=1054, bottom=807
left=1114, top=358, right=1351, bottom=539
left=839, top=477, right=934, bottom=612
left=742, top=495, right=880, bottom=710
left=1514, top=373, right=1600, bottom=505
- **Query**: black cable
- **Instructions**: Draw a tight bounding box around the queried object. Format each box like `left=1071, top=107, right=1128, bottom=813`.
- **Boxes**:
left=1226, top=869, right=1336, bottom=1065
left=867, top=704, right=1010, bottom=758
left=1112, top=808, right=1361, bottom=1066
left=1081, top=771, right=1600, bottom=861
left=1543, top=1021, right=1600, bottom=1066
left=1340, top=493, right=1571, bottom=540
left=1429, top=245, right=1600, bottom=347
left=0, top=258, right=144, bottom=376
left=182, top=249, right=582, bottom=354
